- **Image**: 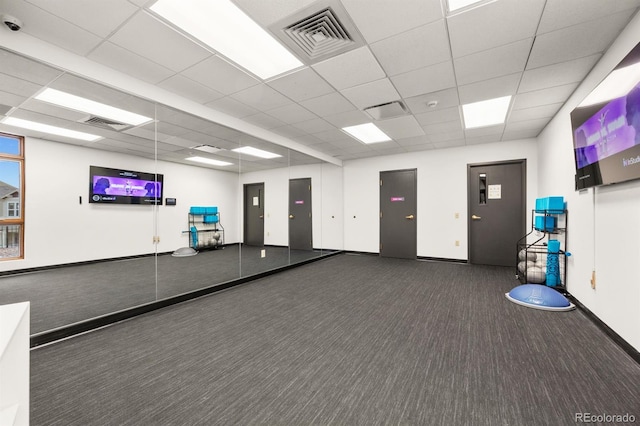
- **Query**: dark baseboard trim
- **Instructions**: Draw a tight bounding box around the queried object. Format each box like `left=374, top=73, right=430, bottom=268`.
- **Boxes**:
left=417, top=256, right=468, bottom=264
left=568, top=294, right=640, bottom=365
left=30, top=250, right=342, bottom=349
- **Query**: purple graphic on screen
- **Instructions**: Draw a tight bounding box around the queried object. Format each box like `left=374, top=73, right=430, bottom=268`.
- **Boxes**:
left=574, top=94, right=638, bottom=169
left=390, top=197, right=405, bottom=202
left=93, top=175, right=162, bottom=197
left=295, top=200, right=304, bottom=204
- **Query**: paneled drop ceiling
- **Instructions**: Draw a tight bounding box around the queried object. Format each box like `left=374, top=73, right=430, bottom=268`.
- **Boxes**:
left=0, top=0, right=639, bottom=172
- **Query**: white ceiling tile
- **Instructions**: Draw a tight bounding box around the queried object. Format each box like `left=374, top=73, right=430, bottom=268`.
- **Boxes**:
left=465, top=135, right=501, bottom=145
left=415, top=107, right=461, bottom=126
left=299, top=92, right=356, bottom=117
left=454, top=38, right=532, bottom=86
left=266, top=103, right=317, bottom=124
left=527, top=11, right=634, bottom=69
left=370, top=20, right=450, bottom=77
left=405, top=143, right=436, bottom=152
left=433, top=138, right=465, bottom=149
left=340, top=79, right=400, bottom=110
left=503, top=128, right=540, bottom=140
left=391, top=61, right=456, bottom=98
left=0, top=50, right=64, bottom=86
left=404, top=88, right=460, bottom=114
left=396, top=135, right=433, bottom=146
left=6, top=1, right=103, bottom=55
left=377, top=116, right=425, bottom=140
left=537, top=0, right=640, bottom=34
left=312, top=47, right=386, bottom=90
left=25, top=0, right=139, bottom=38
left=423, top=120, right=463, bottom=135
left=109, top=11, right=211, bottom=72
left=323, top=110, right=370, bottom=128
left=157, top=74, right=224, bottom=104
left=267, top=68, right=335, bottom=102
left=243, top=113, right=287, bottom=130
left=0, top=72, right=43, bottom=98
left=520, top=54, right=600, bottom=93
left=464, top=124, right=505, bottom=138
left=292, top=118, right=334, bottom=134
left=447, top=0, right=546, bottom=58
left=180, top=56, right=259, bottom=96
left=205, top=96, right=259, bottom=118
left=230, top=84, right=292, bottom=111
left=341, top=0, right=443, bottom=43
left=89, top=42, right=176, bottom=85
left=509, top=103, right=563, bottom=122
left=271, top=125, right=308, bottom=139
left=504, top=117, right=548, bottom=133
left=512, top=83, right=578, bottom=110
left=458, top=73, right=521, bottom=104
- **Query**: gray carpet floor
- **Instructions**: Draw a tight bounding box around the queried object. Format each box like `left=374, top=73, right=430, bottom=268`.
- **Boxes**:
left=0, top=245, right=327, bottom=333
left=30, top=254, right=640, bottom=425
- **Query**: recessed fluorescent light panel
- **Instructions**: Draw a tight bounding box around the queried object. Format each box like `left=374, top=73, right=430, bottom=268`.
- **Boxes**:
left=462, top=96, right=512, bottom=129
left=342, top=123, right=391, bottom=144
left=186, top=156, right=233, bottom=166
left=35, top=88, right=152, bottom=126
left=232, top=146, right=282, bottom=159
left=150, top=0, right=304, bottom=80
left=447, top=0, right=494, bottom=13
left=579, top=62, right=640, bottom=107
left=1, top=117, right=102, bottom=141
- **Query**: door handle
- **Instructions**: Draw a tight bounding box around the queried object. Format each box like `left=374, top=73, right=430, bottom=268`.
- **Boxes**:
left=472, top=214, right=481, bottom=220
left=259, top=215, right=264, bottom=219
left=289, top=214, right=294, bottom=219
left=405, top=214, right=414, bottom=220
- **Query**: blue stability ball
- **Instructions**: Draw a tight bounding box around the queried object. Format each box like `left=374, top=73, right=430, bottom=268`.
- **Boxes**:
left=505, top=284, right=575, bottom=311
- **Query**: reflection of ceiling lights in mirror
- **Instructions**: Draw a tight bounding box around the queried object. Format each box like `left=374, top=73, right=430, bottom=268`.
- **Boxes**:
left=232, top=146, right=282, bottom=159
left=193, top=145, right=223, bottom=154
left=1, top=117, right=102, bottom=141
left=150, top=0, right=303, bottom=80
left=462, top=96, right=512, bottom=129
left=186, top=156, right=233, bottom=166
left=342, top=123, right=391, bottom=144
left=578, top=63, right=640, bottom=107
left=35, top=88, right=152, bottom=126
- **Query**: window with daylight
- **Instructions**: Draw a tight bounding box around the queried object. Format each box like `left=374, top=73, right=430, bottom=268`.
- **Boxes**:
left=0, top=133, right=24, bottom=260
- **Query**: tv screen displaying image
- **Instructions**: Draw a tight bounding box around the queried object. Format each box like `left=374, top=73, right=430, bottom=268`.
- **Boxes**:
left=89, top=165, right=163, bottom=205
left=571, top=42, right=640, bottom=190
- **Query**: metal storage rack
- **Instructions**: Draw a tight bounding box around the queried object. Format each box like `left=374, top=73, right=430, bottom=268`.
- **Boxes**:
left=516, top=208, right=568, bottom=293
left=187, top=206, right=224, bottom=250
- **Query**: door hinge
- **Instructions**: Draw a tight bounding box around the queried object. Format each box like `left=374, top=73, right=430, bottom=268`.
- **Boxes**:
left=380, top=211, right=383, bottom=218
left=380, top=179, right=383, bottom=186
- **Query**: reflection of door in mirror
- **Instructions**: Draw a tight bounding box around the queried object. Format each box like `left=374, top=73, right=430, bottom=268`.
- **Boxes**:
left=244, top=182, right=264, bottom=247
left=289, top=178, right=312, bottom=251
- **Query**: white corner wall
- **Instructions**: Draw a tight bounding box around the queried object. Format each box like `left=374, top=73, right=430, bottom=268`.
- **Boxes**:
left=343, top=139, right=538, bottom=258
left=0, top=302, right=29, bottom=426
left=537, top=14, right=640, bottom=351
left=0, top=136, right=239, bottom=272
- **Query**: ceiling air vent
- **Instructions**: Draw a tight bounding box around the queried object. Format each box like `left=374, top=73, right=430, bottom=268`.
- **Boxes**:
left=271, top=0, right=365, bottom=64
left=80, top=115, right=131, bottom=132
left=364, top=101, right=409, bottom=120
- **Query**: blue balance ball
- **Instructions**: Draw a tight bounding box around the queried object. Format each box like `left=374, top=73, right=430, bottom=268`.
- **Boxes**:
left=505, top=284, right=574, bottom=311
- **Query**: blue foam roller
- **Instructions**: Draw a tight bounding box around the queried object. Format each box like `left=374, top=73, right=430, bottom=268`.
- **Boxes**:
left=505, top=284, right=575, bottom=311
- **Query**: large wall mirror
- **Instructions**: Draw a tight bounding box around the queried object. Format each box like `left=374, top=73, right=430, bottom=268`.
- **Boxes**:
left=0, top=48, right=343, bottom=341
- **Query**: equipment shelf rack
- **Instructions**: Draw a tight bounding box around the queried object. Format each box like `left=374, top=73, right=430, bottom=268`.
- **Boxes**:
left=187, top=206, right=224, bottom=250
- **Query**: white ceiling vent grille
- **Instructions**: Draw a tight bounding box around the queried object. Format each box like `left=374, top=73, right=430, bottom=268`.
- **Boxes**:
left=364, top=101, right=409, bottom=120
left=80, top=116, right=131, bottom=132
left=271, top=0, right=365, bottom=64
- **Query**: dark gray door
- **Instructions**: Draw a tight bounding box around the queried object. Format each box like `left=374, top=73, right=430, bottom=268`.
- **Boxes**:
left=468, top=160, right=525, bottom=267
left=289, top=178, right=312, bottom=251
left=244, top=183, right=264, bottom=246
left=380, top=169, right=417, bottom=259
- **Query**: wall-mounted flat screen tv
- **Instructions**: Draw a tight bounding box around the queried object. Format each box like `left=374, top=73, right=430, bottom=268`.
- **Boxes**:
left=571, top=42, right=640, bottom=190
left=89, top=165, right=163, bottom=205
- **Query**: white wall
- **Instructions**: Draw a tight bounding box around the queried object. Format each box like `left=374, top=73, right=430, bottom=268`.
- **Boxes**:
left=0, top=136, right=239, bottom=272
left=343, top=139, right=538, bottom=258
left=537, top=14, right=640, bottom=351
